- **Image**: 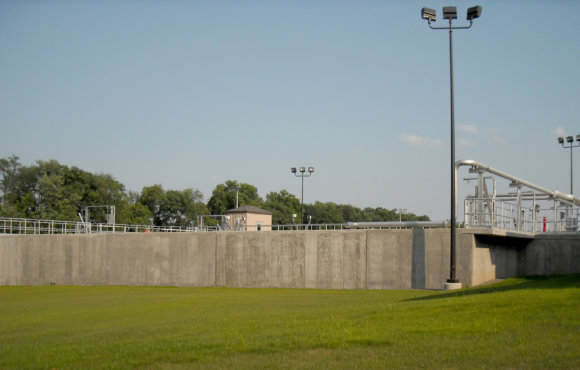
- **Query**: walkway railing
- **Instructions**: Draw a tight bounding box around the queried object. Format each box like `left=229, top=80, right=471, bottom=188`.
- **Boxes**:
left=0, top=218, right=438, bottom=235
left=464, top=197, right=578, bottom=233
left=0, top=218, right=194, bottom=235
left=457, top=160, right=579, bottom=234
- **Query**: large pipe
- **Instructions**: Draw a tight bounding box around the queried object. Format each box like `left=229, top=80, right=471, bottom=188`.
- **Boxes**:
left=344, top=221, right=449, bottom=229
left=455, top=160, right=580, bottom=207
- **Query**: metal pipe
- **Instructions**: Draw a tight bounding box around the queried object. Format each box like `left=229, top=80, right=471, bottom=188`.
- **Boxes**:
left=455, top=160, right=580, bottom=206
left=344, top=221, right=449, bottom=229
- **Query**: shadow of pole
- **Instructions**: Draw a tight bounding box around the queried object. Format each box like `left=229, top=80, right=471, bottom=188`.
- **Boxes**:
left=405, top=274, right=580, bottom=302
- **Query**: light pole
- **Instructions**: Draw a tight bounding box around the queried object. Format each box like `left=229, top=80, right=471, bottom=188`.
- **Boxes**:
left=557, top=135, right=580, bottom=195
left=397, top=208, right=407, bottom=222
left=291, top=167, right=314, bottom=225
left=421, top=5, right=482, bottom=289
left=234, top=185, right=241, bottom=208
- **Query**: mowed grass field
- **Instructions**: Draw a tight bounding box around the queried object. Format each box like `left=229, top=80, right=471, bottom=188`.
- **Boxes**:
left=0, top=275, right=579, bottom=369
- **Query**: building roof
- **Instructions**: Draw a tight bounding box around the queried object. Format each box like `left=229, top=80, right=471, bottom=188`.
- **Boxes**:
left=226, top=205, right=272, bottom=215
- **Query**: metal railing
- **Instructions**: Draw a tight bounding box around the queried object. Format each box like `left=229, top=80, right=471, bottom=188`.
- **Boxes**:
left=0, top=217, right=350, bottom=235
left=0, top=217, right=445, bottom=235
left=458, top=160, right=579, bottom=234
left=271, top=223, right=345, bottom=231
left=464, top=197, right=579, bottom=233
left=0, top=218, right=194, bottom=235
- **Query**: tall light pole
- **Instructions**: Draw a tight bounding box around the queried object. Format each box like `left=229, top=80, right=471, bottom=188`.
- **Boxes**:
left=421, top=5, right=482, bottom=289
left=234, top=185, right=241, bottom=208
left=397, top=208, right=407, bottom=222
left=291, top=166, right=314, bottom=225
left=557, top=135, right=580, bottom=195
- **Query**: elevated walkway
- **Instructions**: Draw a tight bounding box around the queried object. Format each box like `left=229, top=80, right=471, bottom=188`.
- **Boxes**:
left=457, top=160, right=579, bottom=234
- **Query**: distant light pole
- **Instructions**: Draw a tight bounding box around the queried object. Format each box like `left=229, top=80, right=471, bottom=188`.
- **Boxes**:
left=291, top=167, right=314, bottom=225
left=557, top=135, right=580, bottom=195
left=421, top=5, right=482, bottom=289
left=397, top=208, right=407, bottom=222
left=234, top=185, right=241, bottom=208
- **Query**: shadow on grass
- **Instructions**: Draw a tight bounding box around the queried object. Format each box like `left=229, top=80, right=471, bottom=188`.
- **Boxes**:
left=406, top=274, right=580, bottom=302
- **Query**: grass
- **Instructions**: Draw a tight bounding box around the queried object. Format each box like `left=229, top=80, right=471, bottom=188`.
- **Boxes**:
left=0, top=275, right=579, bottom=369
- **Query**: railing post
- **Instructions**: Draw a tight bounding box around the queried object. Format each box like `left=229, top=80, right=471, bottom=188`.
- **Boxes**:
left=553, top=200, right=558, bottom=232
left=492, top=200, right=496, bottom=227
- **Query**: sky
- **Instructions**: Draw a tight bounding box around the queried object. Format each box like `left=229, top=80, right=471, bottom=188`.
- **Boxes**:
left=1, top=0, right=579, bottom=221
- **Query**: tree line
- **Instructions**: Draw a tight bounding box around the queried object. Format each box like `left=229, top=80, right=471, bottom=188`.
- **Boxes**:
left=0, top=155, right=429, bottom=226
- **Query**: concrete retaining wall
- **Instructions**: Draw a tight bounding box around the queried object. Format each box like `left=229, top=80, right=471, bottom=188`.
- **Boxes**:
left=524, top=234, right=580, bottom=275
left=468, top=234, right=528, bottom=287
left=1, top=230, right=578, bottom=289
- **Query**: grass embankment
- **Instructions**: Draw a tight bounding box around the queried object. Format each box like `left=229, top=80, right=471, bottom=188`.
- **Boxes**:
left=0, top=275, right=579, bottom=369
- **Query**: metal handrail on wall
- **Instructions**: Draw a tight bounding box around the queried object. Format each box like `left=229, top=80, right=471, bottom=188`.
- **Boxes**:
left=458, top=160, right=579, bottom=234
left=464, top=197, right=579, bottom=233
left=0, top=218, right=195, bottom=235
left=0, top=217, right=444, bottom=235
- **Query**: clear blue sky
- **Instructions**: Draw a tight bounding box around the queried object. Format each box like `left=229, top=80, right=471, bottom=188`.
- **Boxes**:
left=1, top=1, right=579, bottom=220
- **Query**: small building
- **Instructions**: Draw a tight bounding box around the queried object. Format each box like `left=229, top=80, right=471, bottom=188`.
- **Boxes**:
left=226, top=205, right=272, bottom=231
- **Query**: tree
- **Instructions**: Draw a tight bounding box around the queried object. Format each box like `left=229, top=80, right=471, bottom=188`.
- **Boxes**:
left=362, top=207, right=396, bottom=222
left=304, top=201, right=345, bottom=224
left=118, top=203, right=152, bottom=225
left=263, top=190, right=300, bottom=224
left=0, top=155, right=22, bottom=204
left=35, top=160, right=77, bottom=220
left=0, top=156, right=131, bottom=220
left=0, top=155, right=433, bottom=224
left=64, top=167, right=129, bottom=223
left=139, top=185, right=166, bottom=225
left=138, top=185, right=208, bottom=226
left=180, top=188, right=209, bottom=225
left=207, top=180, right=263, bottom=215
left=338, top=204, right=367, bottom=223
left=0, top=155, right=38, bottom=217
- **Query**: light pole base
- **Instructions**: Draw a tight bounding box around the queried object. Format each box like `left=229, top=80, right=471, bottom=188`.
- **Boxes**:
left=444, top=282, right=462, bottom=290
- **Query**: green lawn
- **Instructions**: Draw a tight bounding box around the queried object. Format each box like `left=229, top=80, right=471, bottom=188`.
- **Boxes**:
left=1, top=275, right=579, bottom=369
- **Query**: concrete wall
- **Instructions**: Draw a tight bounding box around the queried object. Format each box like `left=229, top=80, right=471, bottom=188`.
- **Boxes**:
left=524, top=234, right=580, bottom=275
left=1, top=230, right=579, bottom=289
left=467, top=234, right=528, bottom=287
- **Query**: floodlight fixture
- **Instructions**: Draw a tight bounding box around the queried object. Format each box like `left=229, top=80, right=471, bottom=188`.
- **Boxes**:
left=556, top=133, right=580, bottom=195
left=421, top=7, right=436, bottom=22
left=466, top=6, right=482, bottom=21
left=443, top=6, right=457, bottom=20
left=291, top=165, right=315, bottom=225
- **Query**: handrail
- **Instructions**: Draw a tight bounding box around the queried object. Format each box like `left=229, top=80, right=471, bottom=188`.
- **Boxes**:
left=457, top=159, right=579, bottom=233
left=455, top=159, right=580, bottom=207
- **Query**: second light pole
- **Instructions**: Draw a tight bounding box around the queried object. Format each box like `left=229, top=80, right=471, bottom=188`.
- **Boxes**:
left=291, top=166, right=314, bottom=225
left=421, top=5, right=482, bottom=289
left=557, top=135, right=580, bottom=195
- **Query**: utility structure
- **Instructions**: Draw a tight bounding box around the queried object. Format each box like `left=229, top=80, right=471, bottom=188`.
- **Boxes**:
left=291, top=166, right=314, bottom=225
left=557, top=135, right=580, bottom=195
left=80, top=205, right=115, bottom=225
left=421, top=5, right=482, bottom=290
